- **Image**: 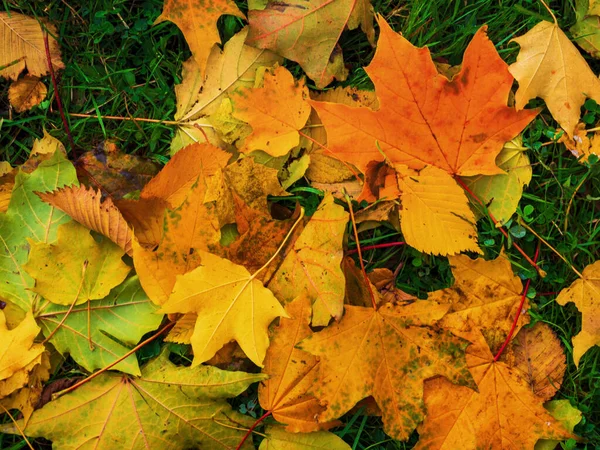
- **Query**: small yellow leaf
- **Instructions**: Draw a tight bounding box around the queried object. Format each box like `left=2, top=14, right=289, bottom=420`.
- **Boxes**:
left=161, top=251, right=288, bottom=367
left=8, top=76, right=47, bottom=112
left=396, top=165, right=481, bottom=256
left=24, top=221, right=130, bottom=305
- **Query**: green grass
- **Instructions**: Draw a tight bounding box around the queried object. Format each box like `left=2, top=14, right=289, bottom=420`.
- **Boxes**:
left=1, top=0, right=599, bottom=448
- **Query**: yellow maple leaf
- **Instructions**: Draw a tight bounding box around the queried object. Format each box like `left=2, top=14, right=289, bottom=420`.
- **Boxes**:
left=556, top=260, right=600, bottom=366
left=161, top=250, right=289, bottom=367
left=24, top=221, right=130, bottom=306
left=509, top=19, right=600, bottom=137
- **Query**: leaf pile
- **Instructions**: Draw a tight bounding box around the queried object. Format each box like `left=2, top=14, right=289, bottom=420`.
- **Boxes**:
left=1, top=2, right=599, bottom=449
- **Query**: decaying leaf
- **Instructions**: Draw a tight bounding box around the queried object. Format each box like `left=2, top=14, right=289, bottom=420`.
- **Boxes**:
left=8, top=75, right=47, bottom=112
left=416, top=326, right=573, bottom=450
left=154, top=0, right=245, bottom=77
left=509, top=19, right=600, bottom=136
left=161, top=250, right=288, bottom=367
left=299, top=301, right=473, bottom=440
left=231, top=66, right=311, bottom=157
left=502, top=322, right=566, bottom=402
left=0, top=351, right=264, bottom=449
left=571, top=0, right=600, bottom=59
left=0, top=12, right=64, bottom=80
left=268, top=194, right=348, bottom=326
left=38, top=184, right=134, bottom=255
left=247, top=0, right=374, bottom=88
left=428, top=254, right=528, bottom=353
left=260, top=296, right=336, bottom=432
left=24, top=221, right=130, bottom=306
left=556, top=260, right=600, bottom=366
left=536, top=400, right=583, bottom=450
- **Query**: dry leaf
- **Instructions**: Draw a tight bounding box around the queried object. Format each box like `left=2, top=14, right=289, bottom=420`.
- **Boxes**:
left=38, top=184, right=134, bottom=255
left=259, top=425, right=351, bottom=450
left=299, top=301, right=473, bottom=440
left=556, top=260, right=600, bottom=366
left=0, top=12, right=64, bottom=80
left=509, top=20, right=600, bottom=136
left=8, top=76, right=47, bottom=112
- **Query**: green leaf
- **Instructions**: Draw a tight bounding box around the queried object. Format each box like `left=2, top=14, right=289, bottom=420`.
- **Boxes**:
left=259, top=425, right=351, bottom=450
left=0, top=150, right=77, bottom=324
left=37, top=276, right=163, bottom=376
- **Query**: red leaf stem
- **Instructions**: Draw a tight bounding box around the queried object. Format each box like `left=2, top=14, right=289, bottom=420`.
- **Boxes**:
left=346, top=241, right=405, bottom=255
left=235, top=410, right=272, bottom=450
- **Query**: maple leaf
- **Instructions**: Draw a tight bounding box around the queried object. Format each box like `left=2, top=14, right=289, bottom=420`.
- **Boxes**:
left=0, top=149, right=77, bottom=326
left=133, top=172, right=221, bottom=306
left=428, top=254, right=528, bottom=353
left=416, top=326, right=572, bottom=450
left=509, top=19, right=600, bottom=137
left=556, top=260, right=600, bottom=366
left=0, top=12, right=64, bottom=80
left=311, top=17, right=537, bottom=255
left=8, top=75, right=47, bottom=112
left=259, top=424, right=351, bottom=450
left=299, top=301, right=474, bottom=440
left=0, top=350, right=265, bottom=449
left=35, top=276, right=162, bottom=376
left=38, top=184, right=134, bottom=255
left=155, top=0, right=245, bottom=77
left=267, top=194, right=348, bottom=326
left=161, top=250, right=289, bottom=367
left=24, top=221, right=130, bottom=306
left=246, top=0, right=375, bottom=88
left=462, top=136, right=532, bottom=225
left=502, top=322, right=566, bottom=402
left=0, top=311, right=45, bottom=396
left=231, top=66, right=311, bottom=157
left=260, top=296, right=337, bottom=432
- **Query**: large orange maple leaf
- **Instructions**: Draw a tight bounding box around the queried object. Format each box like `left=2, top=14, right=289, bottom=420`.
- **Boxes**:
left=311, top=16, right=538, bottom=178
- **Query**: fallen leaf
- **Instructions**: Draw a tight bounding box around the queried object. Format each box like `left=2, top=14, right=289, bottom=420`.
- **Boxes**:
left=36, top=276, right=162, bottom=376
left=501, top=322, right=566, bottom=402
left=24, top=221, right=130, bottom=306
left=268, top=194, right=348, bottom=326
left=311, top=17, right=537, bottom=254
left=0, top=311, right=45, bottom=394
left=38, top=184, right=134, bottom=255
left=0, top=12, right=64, bottom=80
left=462, top=136, right=532, bottom=224
left=299, top=301, right=473, bottom=440
left=154, top=0, right=245, bottom=77
left=8, top=76, right=47, bottom=112
left=161, top=250, right=289, bottom=367
left=571, top=0, right=600, bottom=59
left=396, top=164, right=480, bottom=255
left=259, top=425, right=351, bottom=450
left=0, top=150, right=77, bottom=326
left=428, top=254, right=528, bottom=353
left=0, top=350, right=264, bottom=449
left=509, top=20, right=600, bottom=136
left=556, top=260, right=600, bottom=366
left=133, top=172, right=221, bottom=306
left=260, top=296, right=337, bottom=432
left=558, top=122, right=600, bottom=163
left=0, top=162, right=15, bottom=213
left=416, top=325, right=573, bottom=450
left=247, top=0, right=374, bottom=88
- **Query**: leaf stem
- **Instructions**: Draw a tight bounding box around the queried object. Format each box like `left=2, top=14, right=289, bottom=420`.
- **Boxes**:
left=43, top=30, right=75, bottom=150
left=493, top=243, right=540, bottom=361
left=345, top=241, right=405, bottom=255
left=235, top=410, right=272, bottom=450
left=455, top=175, right=545, bottom=277
left=0, top=403, right=34, bottom=450
left=345, top=194, right=379, bottom=310
left=52, top=320, right=175, bottom=399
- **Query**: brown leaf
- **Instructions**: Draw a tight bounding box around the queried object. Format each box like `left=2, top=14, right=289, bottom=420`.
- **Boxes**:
left=8, top=76, right=47, bottom=112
